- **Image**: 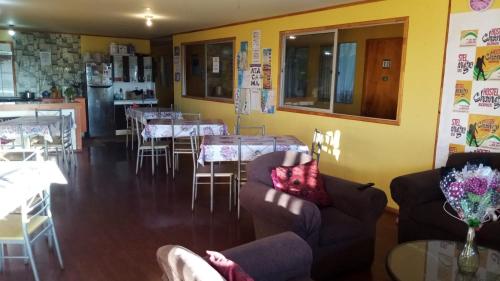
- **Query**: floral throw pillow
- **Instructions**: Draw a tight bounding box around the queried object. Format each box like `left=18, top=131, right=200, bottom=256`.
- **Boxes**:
left=205, top=251, right=255, bottom=281
left=270, top=160, right=332, bottom=207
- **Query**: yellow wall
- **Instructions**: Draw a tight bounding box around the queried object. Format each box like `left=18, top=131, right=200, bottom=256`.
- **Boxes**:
left=335, top=24, right=404, bottom=115
left=80, top=35, right=150, bottom=54
left=173, top=0, right=450, bottom=209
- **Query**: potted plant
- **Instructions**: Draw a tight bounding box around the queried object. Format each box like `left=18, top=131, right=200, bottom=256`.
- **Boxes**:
left=63, top=87, right=76, bottom=102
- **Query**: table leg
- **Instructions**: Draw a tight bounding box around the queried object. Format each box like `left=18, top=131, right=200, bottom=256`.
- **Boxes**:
left=44, top=139, right=48, bottom=161
left=151, top=138, right=155, bottom=175
left=210, top=161, right=214, bottom=213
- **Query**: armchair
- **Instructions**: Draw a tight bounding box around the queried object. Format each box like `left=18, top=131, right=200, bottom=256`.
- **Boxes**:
left=391, top=152, right=500, bottom=250
left=157, top=231, right=313, bottom=281
left=239, top=151, right=387, bottom=280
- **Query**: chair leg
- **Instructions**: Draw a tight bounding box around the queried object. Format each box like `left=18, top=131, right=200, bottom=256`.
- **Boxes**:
left=237, top=179, right=241, bottom=219
left=151, top=148, right=155, bottom=176
left=25, top=241, right=41, bottom=281
left=135, top=148, right=141, bottom=175
left=140, top=150, right=144, bottom=167
left=191, top=175, right=196, bottom=211
left=229, top=176, right=232, bottom=211
left=165, top=148, right=168, bottom=175
left=0, top=243, right=3, bottom=272
left=50, top=223, right=64, bottom=269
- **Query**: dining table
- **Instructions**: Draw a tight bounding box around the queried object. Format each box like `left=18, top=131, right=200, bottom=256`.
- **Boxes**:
left=142, top=119, right=228, bottom=139
left=0, top=161, right=67, bottom=219
left=197, top=135, right=310, bottom=213
left=0, top=116, right=73, bottom=159
left=128, top=107, right=181, bottom=122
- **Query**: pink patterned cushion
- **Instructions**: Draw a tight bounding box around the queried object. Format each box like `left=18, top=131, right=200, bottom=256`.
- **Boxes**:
left=271, top=160, right=332, bottom=207
left=206, top=251, right=255, bottom=281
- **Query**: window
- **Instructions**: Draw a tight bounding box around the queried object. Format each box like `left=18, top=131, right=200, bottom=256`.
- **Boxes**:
left=0, top=42, right=15, bottom=97
left=280, top=22, right=405, bottom=121
left=183, top=40, right=234, bottom=100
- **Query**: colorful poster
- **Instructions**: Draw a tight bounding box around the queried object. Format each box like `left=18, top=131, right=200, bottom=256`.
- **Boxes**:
left=474, top=46, right=500, bottom=80
left=480, top=27, right=500, bottom=46
left=470, top=82, right=500, bottom=113
left=235, top=88, right=251, bottom=115
left=460, top=30, right=478, bottom=47
left=250, top=88, right=261, bottom=112
left=251, top=30, right=261, bottom=64
left=262, top=48, right=272, bottom=90
left=238, top=41, right=248, bottom=71
left=453, top=80, right=472, bottom=112
left=466, top=114, right=500, bottom=150
left=435, top=8, right=500, bottom=167
left=261, top=90, right=275, bottom=114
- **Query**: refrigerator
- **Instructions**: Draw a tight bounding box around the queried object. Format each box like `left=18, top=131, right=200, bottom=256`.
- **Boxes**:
left=85, top=63, right=114, bottom=137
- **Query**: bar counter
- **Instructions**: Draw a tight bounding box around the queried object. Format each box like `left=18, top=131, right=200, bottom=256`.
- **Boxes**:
left=0, top=97, right=87, bottom=151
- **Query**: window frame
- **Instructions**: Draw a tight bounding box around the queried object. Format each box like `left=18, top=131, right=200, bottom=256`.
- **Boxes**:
left=0, top=41, right=17, bottom=97
left=279, top=29, right=338, bottom=114
left=277, top=17, right=408, bottom=126
left=181, top=37, right=236, bottom=103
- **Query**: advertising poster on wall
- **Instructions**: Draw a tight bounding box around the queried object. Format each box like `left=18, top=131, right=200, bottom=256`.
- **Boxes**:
left=435, top=8, right=500, bottom=167
left=262, top=48, right=272, bottom=90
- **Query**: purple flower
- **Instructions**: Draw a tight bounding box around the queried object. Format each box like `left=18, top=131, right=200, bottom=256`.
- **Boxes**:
left=465, top=177, right=489, bottom=195
left=449, top=181, right=465, bottom=199
left=221, top=146, right=237, bottom=160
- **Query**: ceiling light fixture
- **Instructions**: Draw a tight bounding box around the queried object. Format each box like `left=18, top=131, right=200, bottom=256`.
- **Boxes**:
left=7, top=25, right=15, bottom=36
left=145, top=8, right=153, bottom=27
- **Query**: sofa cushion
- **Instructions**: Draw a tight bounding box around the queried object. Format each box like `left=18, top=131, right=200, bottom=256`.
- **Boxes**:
left=271, top=160, right=332, bottom=207
left=206, top=251, right=254, bottom=281
left=319, top=207, right=365, bottom=246
left=410, top=200, right=467, bottom=238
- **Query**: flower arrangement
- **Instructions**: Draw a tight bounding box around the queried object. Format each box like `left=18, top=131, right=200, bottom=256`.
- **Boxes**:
left=440, top=163, right=500, bottom=274
left=440, top=163, right=500, bottom=228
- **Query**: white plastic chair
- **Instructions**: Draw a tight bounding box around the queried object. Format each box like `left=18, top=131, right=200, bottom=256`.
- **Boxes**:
left=0, top=190, right=64, bottom=281
left=311, top=128, right=322, bottom=166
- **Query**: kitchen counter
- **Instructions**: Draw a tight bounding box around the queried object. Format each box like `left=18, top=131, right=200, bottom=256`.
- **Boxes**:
left=113, top=99, right=158, bottom=105
left=0, top=97, right=87, bottom=151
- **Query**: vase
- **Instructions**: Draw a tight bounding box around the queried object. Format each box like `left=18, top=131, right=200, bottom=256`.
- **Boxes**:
left=457, top=226, right=479, bottom=275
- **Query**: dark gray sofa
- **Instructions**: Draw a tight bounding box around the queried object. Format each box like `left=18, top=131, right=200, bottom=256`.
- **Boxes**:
left=391, top=152, right=500, bottom=251
left=157, top=231, right=313, bottom=281
left=239, top=151, right=388, bottom=280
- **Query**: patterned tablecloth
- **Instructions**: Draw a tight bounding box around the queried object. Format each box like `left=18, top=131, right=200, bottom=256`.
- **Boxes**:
left=0, top=116, right=72, bottom=143
left=0, top=161, right=67, bottom=218
left=128, top=107, right=181, bottom=122
left=198, top=135, right=309, bottom=164
left=142, top=119, right=228, bottom=139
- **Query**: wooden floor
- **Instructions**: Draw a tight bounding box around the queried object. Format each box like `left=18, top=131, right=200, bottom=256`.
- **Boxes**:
left=0, top=139, right=398, bottom=281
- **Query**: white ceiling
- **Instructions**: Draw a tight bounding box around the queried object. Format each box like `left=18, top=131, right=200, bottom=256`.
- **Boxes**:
left=0, top=0, right=362, bottom=39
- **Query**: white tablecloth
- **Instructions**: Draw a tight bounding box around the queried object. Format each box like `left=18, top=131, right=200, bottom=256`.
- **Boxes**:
left=198, top=135, right=309, bottom=164
left=0, top=116, right=72, bottom=143
left=0, top=161, right=67, bottom=218
left=142, top=119, right=228, bottom=139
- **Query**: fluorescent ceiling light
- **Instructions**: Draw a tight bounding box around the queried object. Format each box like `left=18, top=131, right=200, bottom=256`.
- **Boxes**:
left=288, top=35, right=296, bottom=40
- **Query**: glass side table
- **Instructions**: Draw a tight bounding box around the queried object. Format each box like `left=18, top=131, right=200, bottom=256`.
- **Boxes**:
left=386, top=240, right=500, bottom=281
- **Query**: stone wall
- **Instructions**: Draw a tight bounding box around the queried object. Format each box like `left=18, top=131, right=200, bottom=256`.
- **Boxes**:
left=14, top=32, right=83, bottom=94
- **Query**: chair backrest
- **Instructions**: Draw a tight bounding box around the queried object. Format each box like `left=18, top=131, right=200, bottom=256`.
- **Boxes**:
left=19, top=189, right=53, bottom=242
left=237, top=136, right=277, bottom=182
left=135, top=116, right=146, bottom=146
left=61, top=113, right=73, bottom=146
left=236, top=125, right=265, bottom=136
left=189, top=129, right=200, bottom=173
left=311, top=128, right=322, bottom=164
left=35, top=109, right=62, bottom=118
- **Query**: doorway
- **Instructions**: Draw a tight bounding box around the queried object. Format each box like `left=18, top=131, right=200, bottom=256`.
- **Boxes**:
left=361, top=38, right=403, bottom=120
left=150, top=36, right=174, bottom=107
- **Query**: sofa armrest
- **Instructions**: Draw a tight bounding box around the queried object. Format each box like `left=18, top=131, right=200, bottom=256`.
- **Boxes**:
left=323, top=175, right=387, bottom=223
left=390, top=168, right=444, bottom=210
left=239, top=181, right=321, bottom=245
left=222, top=232, right=313, bottom=281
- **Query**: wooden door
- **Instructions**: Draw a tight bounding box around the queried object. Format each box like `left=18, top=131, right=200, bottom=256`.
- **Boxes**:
left=151, top=37, right=174, bottom=107
left=185, top=44, right=206, bottom=98
left=361, top=38, right=403, bottom=119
